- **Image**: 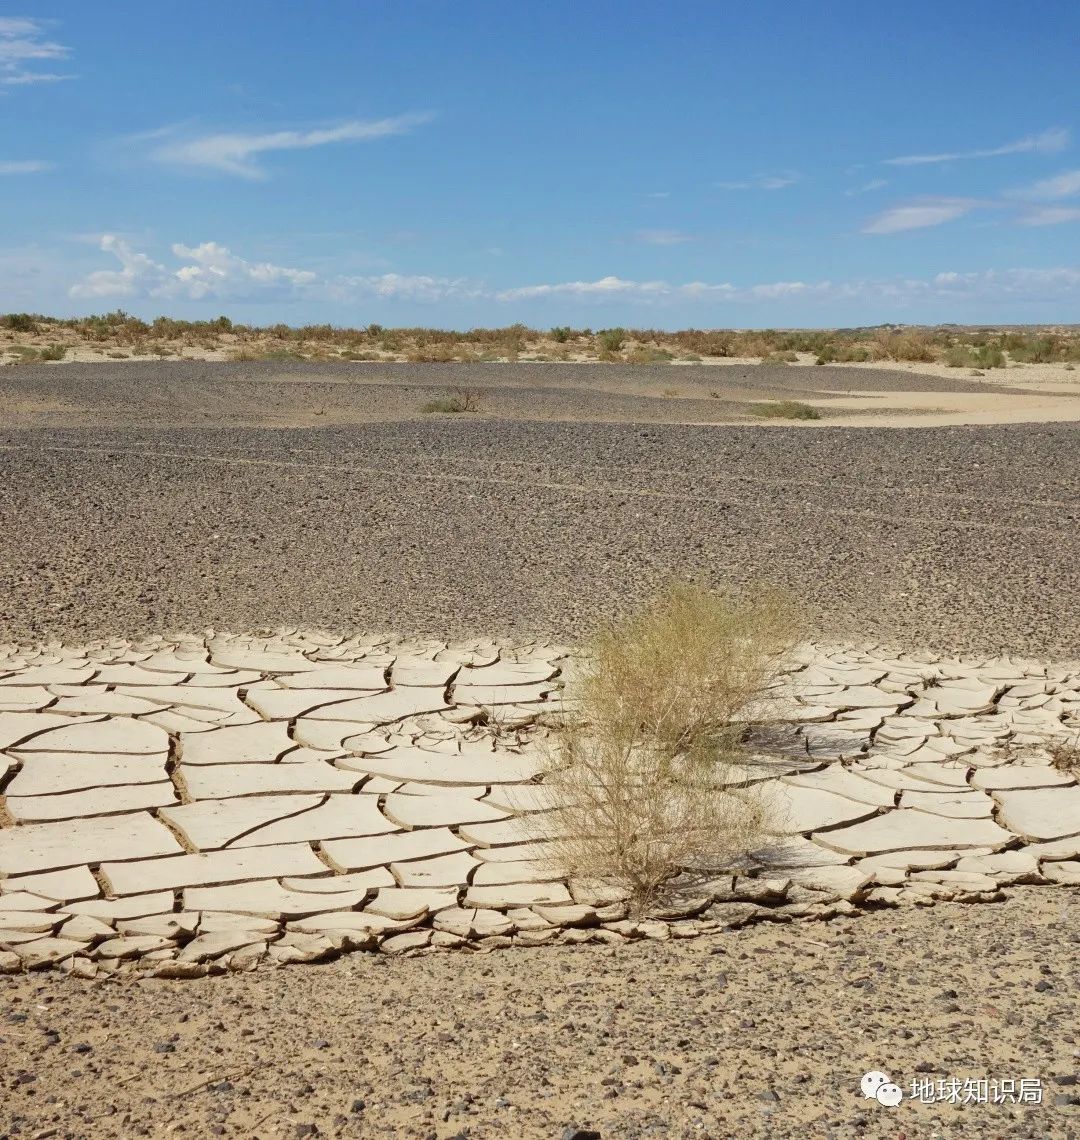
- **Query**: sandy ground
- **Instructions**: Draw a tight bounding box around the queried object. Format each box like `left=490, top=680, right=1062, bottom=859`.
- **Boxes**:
left=2, top=888, right=1079, bottom=1138
left=2, top=357, right=1077, bottom=429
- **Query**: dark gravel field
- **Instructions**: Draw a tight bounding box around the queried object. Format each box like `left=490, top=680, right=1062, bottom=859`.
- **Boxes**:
left=0, top=413, right=1076, bottom=655
left=0, top=358, right=1031, bottom=429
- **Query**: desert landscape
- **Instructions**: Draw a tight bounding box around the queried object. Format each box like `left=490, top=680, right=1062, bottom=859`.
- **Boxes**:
left=1, top=322, right=1078, bottom=1138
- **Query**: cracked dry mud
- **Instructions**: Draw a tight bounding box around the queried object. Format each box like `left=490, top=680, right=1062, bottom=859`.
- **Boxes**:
left=1, top=630, right=1078, bottom=982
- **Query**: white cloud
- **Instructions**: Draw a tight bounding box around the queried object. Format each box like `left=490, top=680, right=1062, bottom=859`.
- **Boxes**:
left=862, top=198, right=982, bottom=234
left=70, top=236, right=478, bottom=304
left=0, top=159, right=53, bottom=174
left=495, top=269, right=1080, bottom=308
left=147, top=113, right=434, bottom=178
left=1015, top=169, right=1080, bottom=200
left=715, top=172, right=799, bottom=191
left=331, top=272, right=483, bottom=303
left=883, top=127, right=1069, bottom=166
left=1016, top=206, right=1080, bottom=227
left=0, top=16, right=73, bottom=87
left=70, top=235, right=317, bottom=300
left=496, top=276, right=672, bottom=301
left=66, top=237, right=1080, bottom=313
left=634, top=229, right=693, bottom=246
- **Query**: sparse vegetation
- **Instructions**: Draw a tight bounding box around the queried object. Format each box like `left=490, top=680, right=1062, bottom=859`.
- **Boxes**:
left=945, top=344, right=1006, bottom=369
left=2, top=313, right=38, bottom=333
left=38, top=344, right=66, bottom=361
left=750, top=400, right=821, bottom=420
left=542, top=583, right=799, bottom=915
left=421, top=385, right=483, bottom=414
left=596, top=327, right=626, bottom=353
left=4, top=313, right=1080, bottom=372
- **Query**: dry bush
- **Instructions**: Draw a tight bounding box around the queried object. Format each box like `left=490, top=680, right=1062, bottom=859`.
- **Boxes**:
left=874, top=330, right=943, bottom=363
left=1048, top=732, right=1080, bottom=775
left=421, top=385, right=483, bottom=413
left=542, top=583, right=799, bottom=915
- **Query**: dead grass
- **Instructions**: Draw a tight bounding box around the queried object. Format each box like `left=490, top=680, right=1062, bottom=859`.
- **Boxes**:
left=1048, top=733, right=1080, bottom=775
left=421, top=385, right=483, bottom=414
left=542, top=582, right=799, bottom=915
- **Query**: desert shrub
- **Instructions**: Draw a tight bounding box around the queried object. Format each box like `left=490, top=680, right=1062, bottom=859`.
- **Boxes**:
left=760, top=351, right=798, bottom=364
left=2, top=313, right=37, bottom=333
left=542, top=583, right=798, bottom=915
left=550, top=326, right=572, bottom=343
left=38, top=344, right=66, bottom=361
left=944, top=346, right=975, bottom=367
left=596, top=327, right=626, bottom=353
left=750, top=400, right=821, bottom=420
left=816, top=342, right=874, bottom=364
left=973, top=344, right=1006, bottom=369
left=1007, top=337, right=1057, bottom=364
left=876, top=331, right=940, bottom=362
left=625, top=346, right=675, bottom=364
left=406, top=344, right=461, bottom=363
left=421, top=385, right=482, bottom=414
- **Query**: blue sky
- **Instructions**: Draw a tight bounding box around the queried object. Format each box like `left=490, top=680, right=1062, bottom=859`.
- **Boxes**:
left=3, top=1, right=1079, bottom=329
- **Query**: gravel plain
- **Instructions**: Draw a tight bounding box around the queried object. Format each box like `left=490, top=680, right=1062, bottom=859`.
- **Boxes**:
left=0, top=359, right=1030, bottom=430
left=2, top=889, right=1079, bottom=1139
left=0, top=411, right=1076, bottom=654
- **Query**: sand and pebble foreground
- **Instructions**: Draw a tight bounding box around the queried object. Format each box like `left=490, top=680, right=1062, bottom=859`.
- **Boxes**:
left=1, top=359, right=1079, bottom=1138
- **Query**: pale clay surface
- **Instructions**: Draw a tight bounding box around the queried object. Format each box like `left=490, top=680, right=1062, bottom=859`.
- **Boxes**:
left=0, top=629, right=1077, bottom=978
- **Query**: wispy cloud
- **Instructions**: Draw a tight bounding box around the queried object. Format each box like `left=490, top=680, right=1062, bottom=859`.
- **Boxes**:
left=496, top=276, right=673, bottom=301
left=862, top=197, right=984, bottom=234
left=1014, top=169, right=1080, bottom=200
left=845, top=178, right=888, bottom=196
left=145, top=113, right=434, bottom=178
left=883, top=126, right=1069, bottom=167
left=0, top=159, right=53, bottom=174
left=1016, top=206, right=1080, bottom=227
left=715, top=172, right=800, bottom=191
left=634, top=229, right=694, bottom=246
left=0, top=17, right=74, bottom=87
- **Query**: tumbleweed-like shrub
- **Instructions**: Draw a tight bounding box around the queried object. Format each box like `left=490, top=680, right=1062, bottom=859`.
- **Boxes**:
left=543, top=583, right=800, bottom=915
